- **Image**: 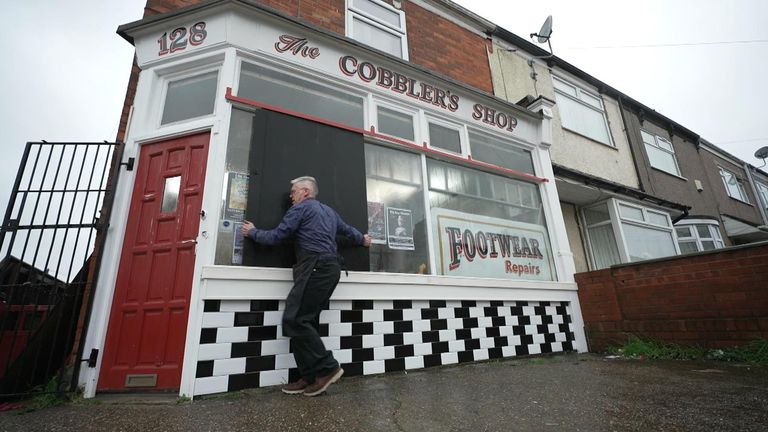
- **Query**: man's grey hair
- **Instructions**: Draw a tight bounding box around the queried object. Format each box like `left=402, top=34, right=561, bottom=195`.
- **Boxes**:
left=291, top=176, right=318, bottom=197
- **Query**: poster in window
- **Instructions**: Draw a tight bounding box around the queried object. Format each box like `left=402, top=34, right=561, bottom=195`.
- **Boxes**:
left=386, top=207, right=414, bottom=250
left=367, top=201, right=387, bottom=244
left=232, top=221, right=244, bottom=265
left=432, top=208, right=554, bottom=281
left=225, top=172, right=249, bottom=221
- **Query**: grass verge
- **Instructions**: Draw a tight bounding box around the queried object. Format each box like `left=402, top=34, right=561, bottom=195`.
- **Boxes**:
left=607, top=336, right=768, bottom=365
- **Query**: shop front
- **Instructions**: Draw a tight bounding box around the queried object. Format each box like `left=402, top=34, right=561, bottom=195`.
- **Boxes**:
left=79, top=1, right=586, bottom=398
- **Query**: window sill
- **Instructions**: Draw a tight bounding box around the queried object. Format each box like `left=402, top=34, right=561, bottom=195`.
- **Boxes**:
left=650, top=166, right=687, bottom=181
left=560, top=126, right=615, bottom=149
left=727, top=196, right=753, bottom=206
left=201, top=265, right=574, bottom=291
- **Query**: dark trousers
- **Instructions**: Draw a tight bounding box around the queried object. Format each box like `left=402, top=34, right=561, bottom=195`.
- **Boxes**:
left=282, top=256, right=341, bottom=383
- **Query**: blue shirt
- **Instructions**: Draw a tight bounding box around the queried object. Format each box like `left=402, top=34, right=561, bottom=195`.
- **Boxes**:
left=246, top=198, right=364, bottom=254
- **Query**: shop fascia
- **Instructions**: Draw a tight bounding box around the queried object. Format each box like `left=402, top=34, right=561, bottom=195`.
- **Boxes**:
left=128, top=4, right=542, bottom=149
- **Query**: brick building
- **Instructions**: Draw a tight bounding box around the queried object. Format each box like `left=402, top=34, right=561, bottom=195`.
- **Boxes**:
left=78, top=0, right=586, bottom=398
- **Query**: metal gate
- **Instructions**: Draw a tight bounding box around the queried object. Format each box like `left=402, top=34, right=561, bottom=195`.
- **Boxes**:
left=0, top=141, right=125, bottom=399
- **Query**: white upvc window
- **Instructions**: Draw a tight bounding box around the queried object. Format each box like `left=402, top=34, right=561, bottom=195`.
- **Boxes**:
left=160, top=68, right=220, bottom=125
left=425, top=116, right=465, bottom=155
left=552, top=76, right=613, bottom=146
left=583, top=199, right=679, bottom=270
left=374, top=102, right=416, bottom=142
left=675, top=221, right=724, bottom=253
left=719, top=167, right=750, bottom=203
left=756, top=181, right=768, bottom=214
left=641, top=130, right=682, bottom=176
left=346, top=0, right=408, bottom=60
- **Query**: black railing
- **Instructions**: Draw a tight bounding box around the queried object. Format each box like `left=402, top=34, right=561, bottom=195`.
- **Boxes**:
left=0, top=141, right=123, bottom=399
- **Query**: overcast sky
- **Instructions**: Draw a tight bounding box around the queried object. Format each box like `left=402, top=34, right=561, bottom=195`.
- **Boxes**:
left=1, top=0, right=767, bottom=217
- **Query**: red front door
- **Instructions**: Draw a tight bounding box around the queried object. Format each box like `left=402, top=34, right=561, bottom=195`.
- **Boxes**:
left=98, top=132, right=209, bottom=390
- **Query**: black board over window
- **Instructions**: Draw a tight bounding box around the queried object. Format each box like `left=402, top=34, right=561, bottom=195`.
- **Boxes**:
left=242, top=109, right=369, bottom=270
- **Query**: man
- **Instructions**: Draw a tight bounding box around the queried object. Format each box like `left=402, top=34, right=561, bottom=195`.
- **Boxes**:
left=241, top=176, right=371, bottom=396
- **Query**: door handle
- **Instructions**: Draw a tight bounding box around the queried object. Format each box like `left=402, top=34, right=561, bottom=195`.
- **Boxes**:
left=180, top=239, right=198, bottom=245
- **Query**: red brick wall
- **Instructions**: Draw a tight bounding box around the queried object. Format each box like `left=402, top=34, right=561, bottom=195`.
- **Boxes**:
left=576, top=243, right=768, bottom=351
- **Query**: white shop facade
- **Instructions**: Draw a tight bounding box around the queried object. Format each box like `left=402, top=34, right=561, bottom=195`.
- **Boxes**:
left=79, top=0, right=586, bottom=398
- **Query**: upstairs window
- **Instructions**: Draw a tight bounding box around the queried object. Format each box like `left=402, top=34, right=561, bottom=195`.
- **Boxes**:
left=756, top=181, right=768, bottom=214
left=347, top=0, right=408, bottom=59
left=719, top=167, right=749, bottom=203
left=552, top=76, right=612, bottom=146
left=641, top=131, right=681, bottom=176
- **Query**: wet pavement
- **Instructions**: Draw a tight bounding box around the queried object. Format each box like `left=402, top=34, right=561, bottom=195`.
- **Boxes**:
left=2, top=353, right=767, bottom=431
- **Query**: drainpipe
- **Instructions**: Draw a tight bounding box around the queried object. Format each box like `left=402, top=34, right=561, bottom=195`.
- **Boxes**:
left=617, top=97, right=645, bottom=192
left=671, top=206, right=690, bottom=224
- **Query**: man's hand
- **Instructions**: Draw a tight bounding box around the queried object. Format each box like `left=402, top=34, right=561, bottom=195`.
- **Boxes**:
left=241, top=220, right=255, bottom=237
left=363, top=234, right=372, bottom=247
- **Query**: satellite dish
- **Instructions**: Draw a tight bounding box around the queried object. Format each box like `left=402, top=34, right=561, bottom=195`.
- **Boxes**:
left=536, top=15, right=553, bottom=43
left=755, top=146, right=768, bottom=160
left=528, top=15, right=555, bottom=62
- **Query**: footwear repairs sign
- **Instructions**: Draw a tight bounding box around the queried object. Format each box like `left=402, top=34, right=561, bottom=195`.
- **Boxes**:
left=432, top=208, right=554, bottom=281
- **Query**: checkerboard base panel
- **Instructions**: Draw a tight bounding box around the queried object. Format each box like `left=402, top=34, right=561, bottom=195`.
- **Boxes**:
left=193, top=299, right=576, bottom=395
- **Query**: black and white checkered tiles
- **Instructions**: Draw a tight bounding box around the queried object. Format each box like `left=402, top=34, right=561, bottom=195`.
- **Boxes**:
left=194, top=299, right=575, bottom=395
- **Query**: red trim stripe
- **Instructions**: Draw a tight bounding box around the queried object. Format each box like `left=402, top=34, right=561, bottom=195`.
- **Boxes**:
left=225, top=87, right=548, bottom=183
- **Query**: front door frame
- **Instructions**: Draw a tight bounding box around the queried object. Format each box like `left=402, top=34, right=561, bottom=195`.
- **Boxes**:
left=97, top=131, right=211, bottom=391
left=78, top=124, right=225, bottom=398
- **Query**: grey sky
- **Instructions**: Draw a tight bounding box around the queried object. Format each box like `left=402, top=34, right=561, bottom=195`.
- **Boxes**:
left=451, top=0, right=768, bottom=165
left=2, top=0, right=766, bottom=218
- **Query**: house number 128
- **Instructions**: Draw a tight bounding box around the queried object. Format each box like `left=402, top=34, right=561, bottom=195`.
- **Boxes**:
left=157, top=22, right=207, bottom=56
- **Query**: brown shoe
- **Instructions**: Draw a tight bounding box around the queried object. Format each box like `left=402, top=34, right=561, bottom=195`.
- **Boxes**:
left=303, top=367, right=344, bottom=397
left=281, top=378, right=310, bottom=395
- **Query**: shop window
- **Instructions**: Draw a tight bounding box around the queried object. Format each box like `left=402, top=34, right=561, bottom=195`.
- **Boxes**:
left=216, top=112, right=554, bottom=280
left=718, top=167, right=749, bottom=202
left=376, top=106, right=415, bottom=141
left=583, top=200, right=678, bottom=269
left=675, top=222, right=724, bottom=253
left=238, top=62, right=364, bottom=129
left=641, top=131, right=681, bottom=176
left=468, top=129, right=534, bottom=175
left=552, top=76, right=612, bottom=146
left=427, top=159, right=554, bottom=280
left=215, top=108, right=369, bottom=270
left=347, top=0, right=408, bottom=59
left=428, top=121, right=462, bottom=154
left=161, top=70, right=218, bottom=125
left=365, top=145, right=429, bottom=273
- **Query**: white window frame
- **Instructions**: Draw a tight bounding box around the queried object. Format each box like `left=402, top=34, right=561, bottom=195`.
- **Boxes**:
left=675, top=220, right=724, bottom=253
left=424, top=115, right=467, bottom=156
left=373, top=100, right=419, bottom=143
left=640, top=130, right=682, bottom=177
left=157, top=63, right=222, bottom=128
left=756, top=180, right=768, bottom=214
left=719, top=166, right=750, bottom=203
left=582, top=199, right=680, bottom=269
left=552, top=76, right=613, bottom=147
left=346, top=0, right=409, bottom=60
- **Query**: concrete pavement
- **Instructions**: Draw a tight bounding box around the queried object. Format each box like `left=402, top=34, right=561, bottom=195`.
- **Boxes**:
left=2, top=353, right=767, bottom=431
